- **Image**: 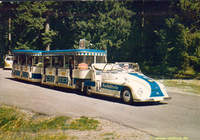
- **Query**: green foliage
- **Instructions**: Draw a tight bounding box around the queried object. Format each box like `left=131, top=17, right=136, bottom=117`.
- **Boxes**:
left=41, top=30, right=57, bottom=47
left=0, top=105, right=69, bottom=132
left=152, top=0, right=200, bottom=77
left=0, top=105, right=99, bottom=134
left=68, top=116, right=99, bottom=131
left=13, top=2, right=56, bottom=50
left=0, top=132, right=75, bottom=140
left=73, top=1, right=134, bottom=50
left=28, top=116, right=70, bottom=132
left=179, top=0, right=200, bottom=31
left=0, top=1, right=200, bottom=78
left=0, top=106, right=28, bottom=132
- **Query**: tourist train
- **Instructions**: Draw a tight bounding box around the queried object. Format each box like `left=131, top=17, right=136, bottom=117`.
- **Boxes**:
left=12, top=48, right=171, bottom=104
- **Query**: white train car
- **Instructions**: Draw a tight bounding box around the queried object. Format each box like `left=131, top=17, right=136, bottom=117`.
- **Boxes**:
left=12, top=50, right=43, bottom=82
left=4, top=54, right=13, bottom=70
left=41, top=49, right=107, bottom=90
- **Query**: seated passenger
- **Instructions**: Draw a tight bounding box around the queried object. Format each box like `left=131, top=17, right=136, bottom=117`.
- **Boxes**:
left=78, top=63, right=88, bottom=70
left=36, top=62, right=43, bottom=67
left=123, top=64, right=129, bottom=70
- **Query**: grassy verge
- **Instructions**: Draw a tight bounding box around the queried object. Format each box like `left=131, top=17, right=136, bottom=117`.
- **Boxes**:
left=160, top=79, right=200, bottom=95
left=0, top=132, right=76, bottom=140
left=0, top=105, right=99, bottom=140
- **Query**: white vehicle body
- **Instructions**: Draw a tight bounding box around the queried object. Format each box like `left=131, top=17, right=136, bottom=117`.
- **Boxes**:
left=12, top=50, right=43, bottom=82
left=41, top=49, right=107, bottom=89
left=4, top=55, right=13, bottom=69
left=85, top=62, right=171, bottom=103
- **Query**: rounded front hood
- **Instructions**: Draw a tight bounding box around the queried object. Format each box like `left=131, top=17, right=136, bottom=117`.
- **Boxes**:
left=125, top=73, right=166, bottom=98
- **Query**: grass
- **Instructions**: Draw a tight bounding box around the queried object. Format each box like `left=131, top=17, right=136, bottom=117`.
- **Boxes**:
left=68, top=116, right=99, bottom=131
left=0, top=132, right=76, bottom=140
left=0, top=105, right=99, bottom=140
left=160, top=79, right=200, bottom=95
left=0, top=105, right=71, bottom=132
left=100, top=132, right=120, bottom=140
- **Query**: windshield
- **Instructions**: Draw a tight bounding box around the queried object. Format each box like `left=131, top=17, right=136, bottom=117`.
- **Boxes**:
left=103, top=63, right=141, bottom=73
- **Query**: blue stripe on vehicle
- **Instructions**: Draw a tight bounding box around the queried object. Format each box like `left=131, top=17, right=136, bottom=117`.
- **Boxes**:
left=13, top=70, right=20, bottom=76
left=84, top=80, right=123, bottom=91
left=102, top=83, right=123, bottom=91
left=46, top=75, right=54, bottom=82
left=32, top=73, right=42, bottom=79
left=12, top=50, right=44, bottom=56
left=58, top=77, right=68, bottom=84
left=22, top=72, right=28, bottom=78
left=129, top=73, right=164, bottom=97
left=84, top=80, right=95, bottom=87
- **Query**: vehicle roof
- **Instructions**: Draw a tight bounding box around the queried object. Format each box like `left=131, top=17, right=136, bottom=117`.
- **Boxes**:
left=12, top=49, right=107, bottom=56
left=12, top=50, right=44, bottom=56
left=42, top=49, right=107, bottom=56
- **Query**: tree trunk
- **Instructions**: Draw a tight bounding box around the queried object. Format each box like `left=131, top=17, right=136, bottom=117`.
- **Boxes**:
left=45, top=21, right=50, bottom=51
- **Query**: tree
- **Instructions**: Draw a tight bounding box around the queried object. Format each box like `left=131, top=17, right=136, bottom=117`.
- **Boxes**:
left=154, top=0, right=200, bottom=77
left=13, top=1, right=56, bottom=50
left=72, top=1, right=133, bottom=50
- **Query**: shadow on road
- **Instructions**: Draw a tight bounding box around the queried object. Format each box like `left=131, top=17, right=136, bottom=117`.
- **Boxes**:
left=81, top=93, right=168, bottom=107
left=7, top=77, right=168, bottom=107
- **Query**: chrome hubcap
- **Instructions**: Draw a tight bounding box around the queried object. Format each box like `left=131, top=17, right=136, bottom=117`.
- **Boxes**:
left=123, top=90, right=131, bottom=103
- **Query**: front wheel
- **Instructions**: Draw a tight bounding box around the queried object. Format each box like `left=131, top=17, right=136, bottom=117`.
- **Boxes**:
left=121, top=88, right=133, bottom=105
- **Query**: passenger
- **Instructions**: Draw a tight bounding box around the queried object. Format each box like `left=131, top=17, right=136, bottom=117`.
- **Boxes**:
left=36, top=62, right=43, bottom=67
left=123, top=64, right=129, bottom=71
left=69, top=57, right=74, bottom=85
left=78, top=63, right=88, bottom=70
left=58, top=60, right=63, bottom=68
left=28, top=59, right=32, bottom=66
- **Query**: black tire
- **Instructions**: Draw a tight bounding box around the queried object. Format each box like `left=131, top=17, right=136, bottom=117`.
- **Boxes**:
left=83, top=86, right=91, bottom=96
left=121, top=88, right=133, bottom=105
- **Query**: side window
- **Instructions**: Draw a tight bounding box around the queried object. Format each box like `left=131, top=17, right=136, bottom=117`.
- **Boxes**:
left=75, top=56, right=84, bottom=68
left=33, top=57, right=38, bottom=66
left=96, top=56, right=106, bottom=63
left=52, top=56, right=63, bottom=68
left=44, top=57, right=51, bottom=68
left=64, top=56, right=69, bottom=68
left=19, top=55, right=26, bottom=65
left=27, top=56, right=32, bottom=66
left=33, top=56, right=43, bottom=67
left=86, top=56, right=94, bottom=67
left=13, top=56, right=18, bottom=65
left=75, top=56, right=89, bottom=70
left=64, top=55, right=74, bottom=69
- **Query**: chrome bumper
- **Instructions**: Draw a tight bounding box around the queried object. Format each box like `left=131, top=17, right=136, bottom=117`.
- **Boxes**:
left=134, top=96, right=172, bottom=102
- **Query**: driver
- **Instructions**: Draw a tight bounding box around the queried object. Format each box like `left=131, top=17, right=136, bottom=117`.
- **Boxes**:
left=123, top=64, right=129, bottom=70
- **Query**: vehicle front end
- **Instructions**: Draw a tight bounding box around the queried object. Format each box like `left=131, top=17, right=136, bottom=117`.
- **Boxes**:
left=125, top=73, right=171, bottom=102
left=4, top=55, right=13, bottom=70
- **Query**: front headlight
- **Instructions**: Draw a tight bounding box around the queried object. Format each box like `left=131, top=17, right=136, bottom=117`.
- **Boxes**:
left=137, top=88, right=144, bottom=97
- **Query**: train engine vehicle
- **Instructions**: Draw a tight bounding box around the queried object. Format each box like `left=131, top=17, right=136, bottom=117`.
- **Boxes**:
left=85, top=62, right=171, bottom=104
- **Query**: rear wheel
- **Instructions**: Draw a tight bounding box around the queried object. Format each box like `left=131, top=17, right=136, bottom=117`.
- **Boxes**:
left=121, top=88, right=133, bottom=104
left=83, top=86, right=91, bottom=96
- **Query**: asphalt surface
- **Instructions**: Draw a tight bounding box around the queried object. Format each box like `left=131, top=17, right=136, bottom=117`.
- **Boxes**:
left=0, top=69, right=200, bottom=140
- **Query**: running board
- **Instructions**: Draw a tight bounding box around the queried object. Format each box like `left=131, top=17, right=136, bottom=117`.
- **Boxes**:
left=88, top=89, right=120, bottom=98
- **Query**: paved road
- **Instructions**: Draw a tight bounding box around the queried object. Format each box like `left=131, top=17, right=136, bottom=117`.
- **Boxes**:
left=0, top=69, right=200, bottom=140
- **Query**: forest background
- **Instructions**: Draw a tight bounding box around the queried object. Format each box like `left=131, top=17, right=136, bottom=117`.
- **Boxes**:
left=0, top=0, right=200, bottom=79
